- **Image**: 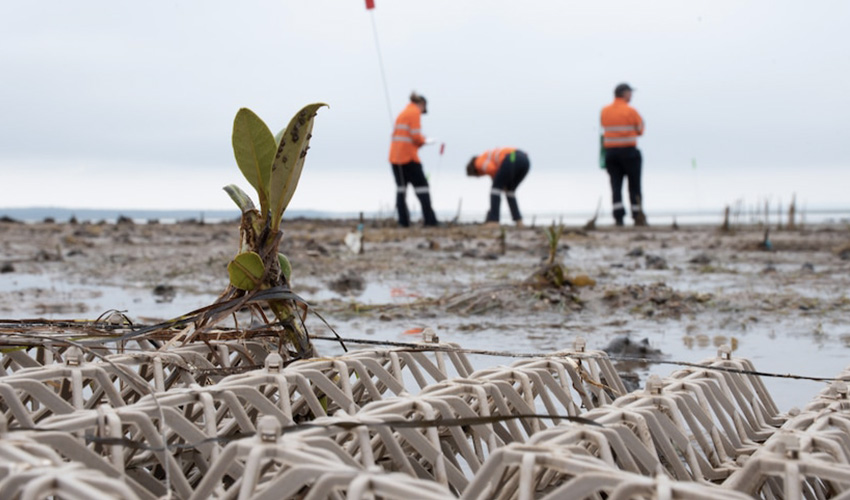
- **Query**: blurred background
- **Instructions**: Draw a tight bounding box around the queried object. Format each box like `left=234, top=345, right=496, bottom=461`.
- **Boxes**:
left=1, top=1, right=848, bottom=223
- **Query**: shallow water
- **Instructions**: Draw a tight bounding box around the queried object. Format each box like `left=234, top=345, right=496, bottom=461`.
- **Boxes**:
left=3, top=260, right=847, bottom=413
left=0, top=272, right=218, bottom=321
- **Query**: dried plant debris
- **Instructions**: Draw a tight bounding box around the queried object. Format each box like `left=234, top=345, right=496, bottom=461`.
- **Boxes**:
left=603, top=282, right=712, bottom=319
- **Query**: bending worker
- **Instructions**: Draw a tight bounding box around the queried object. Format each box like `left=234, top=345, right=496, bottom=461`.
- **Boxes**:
left=600, top=82, right=648, bottom=226
left=389, top=92, right=439, bottom=228
left=466, top=147, right=530, bottom=227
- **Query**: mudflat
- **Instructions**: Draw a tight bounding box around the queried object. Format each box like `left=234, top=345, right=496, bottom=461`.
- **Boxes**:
left=2, top=218, right=849, bottom=410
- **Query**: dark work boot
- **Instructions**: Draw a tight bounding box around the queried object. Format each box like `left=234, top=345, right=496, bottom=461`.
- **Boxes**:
left=634, top=212, right=648, bottom=227
left=615, top=217, right=624, bottom=227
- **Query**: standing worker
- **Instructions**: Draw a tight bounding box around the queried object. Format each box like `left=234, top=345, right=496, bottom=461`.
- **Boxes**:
left=389, top=92, right=439, bottom=227
left=600, top=83, right=648, bottom=226
left=466, top=147, right=530, bottom=227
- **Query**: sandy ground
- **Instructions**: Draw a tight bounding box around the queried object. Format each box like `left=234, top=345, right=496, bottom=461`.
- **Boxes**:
left=2, top=217, right=850, bottom=411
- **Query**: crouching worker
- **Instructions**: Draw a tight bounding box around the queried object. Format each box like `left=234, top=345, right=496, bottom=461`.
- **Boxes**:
left=466, top=147, right=530, bottom=227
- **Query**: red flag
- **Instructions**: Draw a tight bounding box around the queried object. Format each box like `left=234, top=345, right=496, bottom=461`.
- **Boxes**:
left=365, top=0, right=375, bottom=9
left=439, top=143, right=445, bottom=155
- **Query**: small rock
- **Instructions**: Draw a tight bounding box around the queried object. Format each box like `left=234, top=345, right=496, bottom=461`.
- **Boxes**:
left=689, top=253, right=712, bottom=265
left=798, top=299, right=817, bottom=311
left=153, top=284, right=176, bottom=303
left=839, top=250, right=850, bottom=261
left=627, top=247, right=644, bottom=257
left=461, top=249, right=478, bottom=258
left=603, top=336, right=662, bottom=358
left=34, top=249, right=62, bottom=262
left=305, top=239, right=329, bottom=256
left=645, top=254, right=668, bottom=270
left=801, top=262, right=815, bottom=273
left=0, top=263, right=14, bottom=273
left=328, top=271, right=365, bottom=295
left=762, top=263, right=777, bottom=274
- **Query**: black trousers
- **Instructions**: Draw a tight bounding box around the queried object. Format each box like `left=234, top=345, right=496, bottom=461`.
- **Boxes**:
left=487, top=150, right=530, bottom=222
left=391, top=162, right=438, bottom=227
left=604, top=147, right=643, bottom=222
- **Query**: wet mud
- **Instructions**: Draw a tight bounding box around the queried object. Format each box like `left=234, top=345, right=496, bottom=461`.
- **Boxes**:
left=2, top=218, right=849, bottom=410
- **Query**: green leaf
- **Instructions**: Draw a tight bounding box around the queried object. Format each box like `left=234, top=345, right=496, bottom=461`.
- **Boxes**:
left=227, top=251, right=265, bottom=290
left=223, top=184, right=256, bottom=213
left=278, top=253, right=292, bottom=282
left=269, top=102, right=328, bottom=231
left=232, top=108, right=275, bottom=218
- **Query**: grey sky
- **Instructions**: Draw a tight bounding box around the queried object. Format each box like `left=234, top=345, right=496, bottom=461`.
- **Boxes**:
left=1, top=1, right=848, bottom=216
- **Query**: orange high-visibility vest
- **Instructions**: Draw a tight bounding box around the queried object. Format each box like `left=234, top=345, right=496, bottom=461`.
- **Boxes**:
left=474, top=147, right=517, bottom=178
left=389, top=103, right=425, bottom=164
left=600, top=98, right=644, bottom=148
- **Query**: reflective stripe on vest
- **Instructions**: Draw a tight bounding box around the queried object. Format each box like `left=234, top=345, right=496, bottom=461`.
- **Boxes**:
left=484, top=148, right=503, bottom=172
left=485, top=149, right=498, bottom=167
left=604, top=136, right=638, bottom=145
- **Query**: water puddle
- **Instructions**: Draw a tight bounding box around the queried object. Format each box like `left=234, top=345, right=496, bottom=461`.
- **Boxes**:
left=0, top=272, right=218, bottom=321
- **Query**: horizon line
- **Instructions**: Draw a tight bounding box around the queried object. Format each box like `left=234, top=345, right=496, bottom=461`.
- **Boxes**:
left=3, top=205, right=850, bottom=221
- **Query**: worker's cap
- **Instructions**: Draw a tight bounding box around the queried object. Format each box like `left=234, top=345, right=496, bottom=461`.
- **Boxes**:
left=410, top=92, right=427, bottom=114
left=614, top=83, right=633, bottom=96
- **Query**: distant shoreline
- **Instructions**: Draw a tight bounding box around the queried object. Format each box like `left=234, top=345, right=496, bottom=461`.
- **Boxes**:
left=0, top=207, right=333, bottom=224
left=2, top=206, right=849, bottom=227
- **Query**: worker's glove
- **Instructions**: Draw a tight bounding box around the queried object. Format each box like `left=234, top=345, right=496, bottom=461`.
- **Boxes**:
left=424, top=137, right=439, bottom=145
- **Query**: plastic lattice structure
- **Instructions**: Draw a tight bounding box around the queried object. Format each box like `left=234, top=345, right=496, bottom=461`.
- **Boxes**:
left=1, top=331, right=849, bottom=499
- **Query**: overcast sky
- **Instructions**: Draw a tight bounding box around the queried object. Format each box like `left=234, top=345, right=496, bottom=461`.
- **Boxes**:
left=1, top=1, right=848, bottom=219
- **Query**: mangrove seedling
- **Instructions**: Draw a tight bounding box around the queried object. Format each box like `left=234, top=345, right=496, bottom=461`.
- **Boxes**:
left=527, top=222, right=569, bottom=288
left=545, top=222, right=564, bottom=266
left=194, top=103, right=326, bottom=360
